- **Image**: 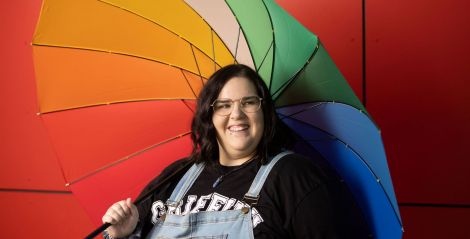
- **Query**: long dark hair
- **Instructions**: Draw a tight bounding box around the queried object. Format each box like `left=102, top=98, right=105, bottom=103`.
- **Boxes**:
left=189, top=64, right=294, bottom=164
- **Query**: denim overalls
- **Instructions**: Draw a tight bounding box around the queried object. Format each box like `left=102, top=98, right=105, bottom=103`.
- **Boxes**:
left=146, top=151, right=292, bottom=239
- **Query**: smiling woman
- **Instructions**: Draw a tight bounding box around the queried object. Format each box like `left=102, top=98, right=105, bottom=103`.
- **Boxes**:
left=101, top=64, right=370, bottom=239
left=211, top=77, right=265, bottom=166
left=190, top=64, right=289, bottom=167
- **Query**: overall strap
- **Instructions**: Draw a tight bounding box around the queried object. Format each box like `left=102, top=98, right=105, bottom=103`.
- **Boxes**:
left=243, top=151, right=293, bottom=205
left=166, top=162, right=205, bottom=206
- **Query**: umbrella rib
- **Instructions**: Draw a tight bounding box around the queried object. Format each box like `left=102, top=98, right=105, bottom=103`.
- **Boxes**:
left=276, top=101, right=377, bottom=131
left=182, top=0, right=239, bottom=64
left=248, top=32, right=274, bottom=90
left=256, top=40, right=274, bottom=75
left=271, top=43, right=320, bottom=100
left=278, top=112, right=379, bottom=178
left=190, top=44, right=205, bottom=86
left=97, top=0, right=225, bottom=69
left=37, top=114, right=70, bottom=186
left=279, top=101, right=370, bottom=125
left=277, top=102, right=327, bottom=119
left=180, top=69, right=198, bottom=98
left=0, top=188, right=72, bottom=195
left=234, top=27, right=241, bottom=64
left=32, top=43, right=205, bottom=81
left=181, top=99, right=195, bottom=114
left=303, top=137, right=404, bottom=226
left=67, top=132, right=192, bottom=186
left=211, top=29, right=216, bottom=72
left=37, top=97, right=196, bottom=115
left=277, top=102, right=376, bottom=147
left=225, top=2, right=258, bottom=70
left=189, top=44, right=202, bottom=81
left=280, top=113, right=403, bottom=226
left=260, top=0, right=276, bottom=92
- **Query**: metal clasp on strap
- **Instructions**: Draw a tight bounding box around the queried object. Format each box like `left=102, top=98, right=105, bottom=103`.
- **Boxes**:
left=243, top=195, right=259, bottom=206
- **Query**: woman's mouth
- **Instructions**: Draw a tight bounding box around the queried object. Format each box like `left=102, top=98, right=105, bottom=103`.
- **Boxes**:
left=228, top=124, right=249, bottom=132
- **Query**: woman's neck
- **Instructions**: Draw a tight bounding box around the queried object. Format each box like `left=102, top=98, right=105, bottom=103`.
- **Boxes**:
left=218, top=150, right=256, bottom=166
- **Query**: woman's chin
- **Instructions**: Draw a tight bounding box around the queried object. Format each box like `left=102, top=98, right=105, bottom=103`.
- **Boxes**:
left=228, top=142, right=254, bottom=152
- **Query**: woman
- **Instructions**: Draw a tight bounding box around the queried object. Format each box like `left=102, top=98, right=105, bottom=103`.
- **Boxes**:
left=102, top=64, right=370, bottom=238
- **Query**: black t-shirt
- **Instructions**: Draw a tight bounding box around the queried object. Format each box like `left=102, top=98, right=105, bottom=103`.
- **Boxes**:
left=129, top=153, right=371, bottom=238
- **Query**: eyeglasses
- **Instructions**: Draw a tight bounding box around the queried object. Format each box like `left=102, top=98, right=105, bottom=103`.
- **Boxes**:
left=211, top=96, right=263, bottom=116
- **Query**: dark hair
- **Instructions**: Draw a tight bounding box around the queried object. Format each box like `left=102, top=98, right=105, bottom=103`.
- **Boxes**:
left=189, top=64, right=294, bottom=164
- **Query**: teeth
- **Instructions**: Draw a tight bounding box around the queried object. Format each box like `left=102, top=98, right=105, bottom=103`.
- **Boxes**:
left=229, top=125, right=248, bottom=132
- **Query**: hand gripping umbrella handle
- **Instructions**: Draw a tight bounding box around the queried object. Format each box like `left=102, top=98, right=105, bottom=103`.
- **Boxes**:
left=84, top=159, right=194, bottom=239
left=85, top=223, right=111, bottom=239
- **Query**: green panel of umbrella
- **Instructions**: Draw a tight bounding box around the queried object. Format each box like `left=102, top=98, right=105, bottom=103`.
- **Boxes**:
left=226, top=0, right=402, bottom=238
left=227, top=0, right=366, bottom=113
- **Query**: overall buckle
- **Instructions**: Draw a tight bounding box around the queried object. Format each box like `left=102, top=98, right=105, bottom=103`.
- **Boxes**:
left=243, top=195, right=259, bottom=206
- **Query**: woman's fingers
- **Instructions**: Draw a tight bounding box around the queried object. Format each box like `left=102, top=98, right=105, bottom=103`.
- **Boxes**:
left=126, top=198, right=133, bottom=210
left=111, top=201, right=129, bottom=218
left=131, top=206, right=138, bottom=216
left=101, top=199, right=139, bottom=238
left=126, top=198, right=138, bottom=216
left=124, top=198, right=133, bottom=215
left=102, top=199, right=134, bottom=224
left=102, top=212, right=121, bottom=225
left=102, top=214, right=114, bottom=224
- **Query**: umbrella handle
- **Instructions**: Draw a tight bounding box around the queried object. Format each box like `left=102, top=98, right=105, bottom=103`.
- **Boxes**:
left=84, top=159, right=194, bottom=238
left=84, top=222, right=110, bottom=239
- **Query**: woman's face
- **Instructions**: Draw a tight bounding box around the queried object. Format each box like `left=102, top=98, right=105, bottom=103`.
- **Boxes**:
left=212, top=76, right=264, bottom=165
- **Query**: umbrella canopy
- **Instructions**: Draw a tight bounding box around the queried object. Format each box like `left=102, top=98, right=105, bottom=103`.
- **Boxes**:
left=32, top=0, right=402, bottom=238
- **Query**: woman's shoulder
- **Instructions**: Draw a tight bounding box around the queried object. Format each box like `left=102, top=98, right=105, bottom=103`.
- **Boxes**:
left=271, top=152, right=338, bottom=182
left=265, top=152, right=371, bottom=238
left=159, top=158, right=192, bottom=178
left=140, top=157, right=191, bottom=194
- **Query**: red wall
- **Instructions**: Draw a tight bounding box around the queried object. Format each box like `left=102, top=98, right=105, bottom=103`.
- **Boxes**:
left=2, top=0, right=469, bottom=238
left=277, top=0, right=470, bottom=238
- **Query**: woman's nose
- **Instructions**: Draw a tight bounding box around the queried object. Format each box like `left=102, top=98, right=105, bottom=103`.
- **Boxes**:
left=230, top=101, right=245, bottom=119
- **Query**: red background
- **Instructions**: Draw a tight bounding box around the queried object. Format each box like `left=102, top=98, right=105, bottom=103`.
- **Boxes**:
left=277, top=0, right=470, bottom=238
left=1, top=0, right=469, bottom=238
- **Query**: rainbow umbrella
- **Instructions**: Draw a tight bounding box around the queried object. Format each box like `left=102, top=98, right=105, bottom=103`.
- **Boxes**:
left=32, top=0, right=402, bottom=238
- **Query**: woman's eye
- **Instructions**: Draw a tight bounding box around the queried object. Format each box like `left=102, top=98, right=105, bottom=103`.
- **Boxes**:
left=242, top=98, right=258, bottom=105
left=216, top=103, right=231, bottom=109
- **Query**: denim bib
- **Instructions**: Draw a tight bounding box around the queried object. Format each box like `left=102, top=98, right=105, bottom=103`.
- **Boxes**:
left=146, top=151, right=292, bottom=239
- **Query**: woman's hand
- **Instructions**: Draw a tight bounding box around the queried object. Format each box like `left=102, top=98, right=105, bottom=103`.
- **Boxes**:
left=102, top=198, right=139, bottom=238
